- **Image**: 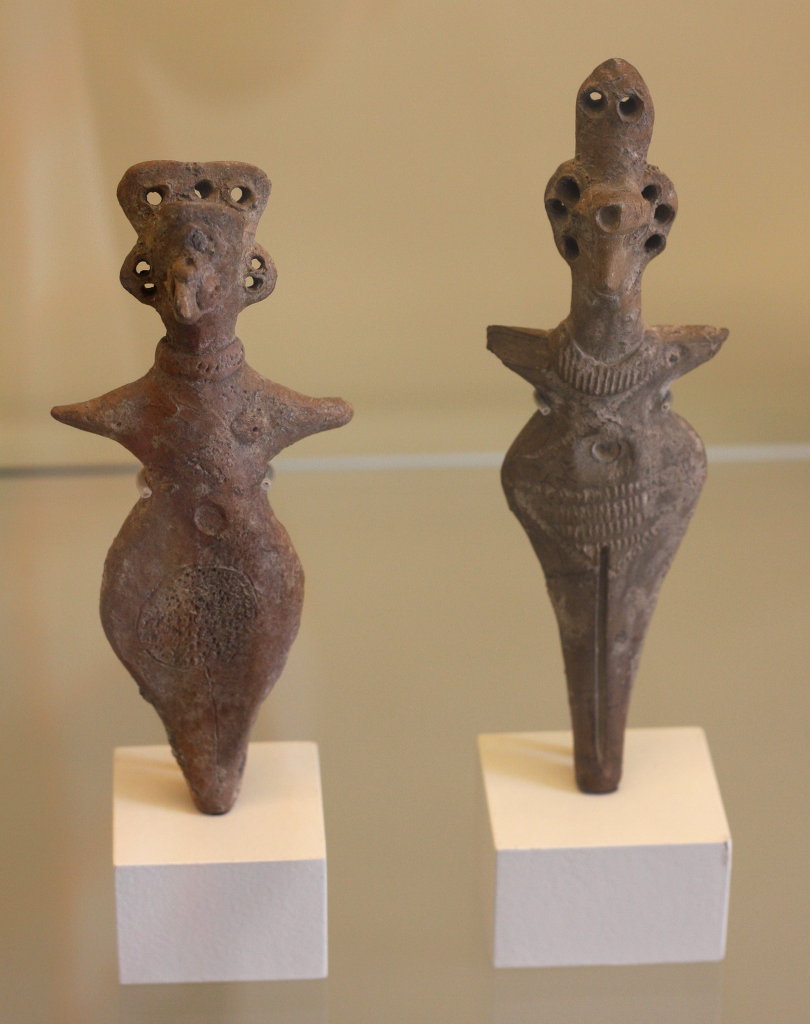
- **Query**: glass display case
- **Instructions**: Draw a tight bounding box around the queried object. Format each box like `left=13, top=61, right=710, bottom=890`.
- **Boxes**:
left=2, top=454, right=807, bottom=1022
left=2, top=2, right=808, bottom=1019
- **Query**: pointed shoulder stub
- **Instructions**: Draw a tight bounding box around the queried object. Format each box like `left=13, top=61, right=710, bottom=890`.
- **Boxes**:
left=487, top=325, right=556, bottom=388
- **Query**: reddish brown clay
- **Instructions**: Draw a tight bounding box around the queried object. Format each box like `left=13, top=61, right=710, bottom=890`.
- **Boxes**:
left=488, top=60, right=726, bottom=793
left=53, top=161, right=352, bottom=813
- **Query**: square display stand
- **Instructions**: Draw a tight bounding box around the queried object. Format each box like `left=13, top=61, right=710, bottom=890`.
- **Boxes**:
left=478, top=727, right=731, bottom=968
left=113, top=741, right=327, bottom=984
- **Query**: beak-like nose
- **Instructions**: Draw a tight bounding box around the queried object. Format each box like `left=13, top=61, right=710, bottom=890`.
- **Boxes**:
left=585, top=191, right=648, bottom=293
left=589, top=235, right=637, bottom=294
left=167, top=257, right=215, bottom=324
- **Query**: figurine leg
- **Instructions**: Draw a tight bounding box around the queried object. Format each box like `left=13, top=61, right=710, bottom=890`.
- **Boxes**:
left=128, top=660, right=264, bottom=815
left=155, top=667, right=254, bottom=814
left=545, top=549, right=646, bottom=794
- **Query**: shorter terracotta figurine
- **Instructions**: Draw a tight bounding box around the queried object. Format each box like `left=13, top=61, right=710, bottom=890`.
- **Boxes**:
left=53, top=161, right=352, bottom=813
left=489, top=60, right=726, bottom=792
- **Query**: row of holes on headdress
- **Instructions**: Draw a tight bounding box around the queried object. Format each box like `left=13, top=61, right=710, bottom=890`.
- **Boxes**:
left=133, top=255, right=266, bottom=295
left=143, top=182, right=254, bottom=207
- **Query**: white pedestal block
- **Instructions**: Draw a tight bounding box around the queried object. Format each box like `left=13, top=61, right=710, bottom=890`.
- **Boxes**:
left=113, top=742, right=327, bottom=984
left=478, top=727, right=731, bottom=968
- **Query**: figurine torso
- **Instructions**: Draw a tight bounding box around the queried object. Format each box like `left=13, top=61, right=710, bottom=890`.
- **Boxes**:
left=97, top=348, right=306, bottom=702
left=500, top=325, right=707, bottom=576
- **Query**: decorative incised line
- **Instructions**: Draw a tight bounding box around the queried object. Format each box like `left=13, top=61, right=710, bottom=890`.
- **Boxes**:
left=557, top=342, right=654, bottom=395
left=536, top=481, right=653, bottom=551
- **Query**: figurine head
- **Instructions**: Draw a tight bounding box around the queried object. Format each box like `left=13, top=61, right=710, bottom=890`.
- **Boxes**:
left=575, top=58, right=654, bottom=172
left=545, top=60, right=677, bottom=298
left=117, top=161, right=277, bottom=340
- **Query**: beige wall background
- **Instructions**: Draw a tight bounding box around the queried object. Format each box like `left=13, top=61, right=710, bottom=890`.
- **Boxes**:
left=2, top=0, right=808, bottom=466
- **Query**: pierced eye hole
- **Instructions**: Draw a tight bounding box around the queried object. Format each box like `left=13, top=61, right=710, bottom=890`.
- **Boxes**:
left=583, top=89, right=606, bottom=111
left=618, top=94, right=643, bottom=121
left=557, top=176, right=581, bottom=203
left=193, top=180, right=213, bottom=199
left=562, top=236, right=579, bottom=260
left=145, top=190, right=163, bottom=206
left=244, top=275, right=263, bottom=291
left=642, top=183, right=660, bottom=202
left=654, top=203, right=675, bottom=224
left=230, top=186, right=252, bottom=204
left=645, top=234, right=665, bottom=255
left=546, top=198, right=567, bottom=219
left=250, top=256, right=264, bottom=271
left=135, top=260, right=151, bottom=276
left=141, top=282, right=156, bottom=296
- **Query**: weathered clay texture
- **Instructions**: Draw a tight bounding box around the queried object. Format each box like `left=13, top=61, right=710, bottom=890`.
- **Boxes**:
left=488, top=60, right=726, bottom=793
left=53, top=161, right=352, bottom=813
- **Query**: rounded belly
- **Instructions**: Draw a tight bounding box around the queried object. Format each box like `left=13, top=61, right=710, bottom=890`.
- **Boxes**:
left=502, top=409, right=706, bottom=572
left=100, top=492, right=303, bottom=704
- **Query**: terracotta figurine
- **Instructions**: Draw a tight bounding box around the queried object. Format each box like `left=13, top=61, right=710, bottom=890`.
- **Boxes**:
left=53, top=161, right=352, bottom=813
left=488, top=60, right=726, bottom=793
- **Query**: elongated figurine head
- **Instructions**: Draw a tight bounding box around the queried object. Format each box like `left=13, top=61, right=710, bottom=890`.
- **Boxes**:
left=574, top=57, right=655, bottom=170
left=545, top=60, right=677, bottom=351
left=117, top=161, right=277, bottom=346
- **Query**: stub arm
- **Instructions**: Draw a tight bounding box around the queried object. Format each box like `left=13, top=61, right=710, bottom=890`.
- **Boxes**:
left=653, top=324, right=728, bottom=385
left=487, top=325, right=555, bottom=387
left=51, top=379, right=149, bottom=458
left=258, top=380, right=353, bottom=457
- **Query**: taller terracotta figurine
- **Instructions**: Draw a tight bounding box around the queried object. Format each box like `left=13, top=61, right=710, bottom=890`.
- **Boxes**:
left=488, top=60, right=726, bottom=793
left=53, top=161, right=352, bottom=813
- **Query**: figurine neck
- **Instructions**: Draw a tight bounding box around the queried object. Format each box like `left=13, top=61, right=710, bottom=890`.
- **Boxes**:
left=155, top=335, right=245, bottom=381
left=568, top=279, right=645, bottom=362
left=162, top=315, right=239, bottom=355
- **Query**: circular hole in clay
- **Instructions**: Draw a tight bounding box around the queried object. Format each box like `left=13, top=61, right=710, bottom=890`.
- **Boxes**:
left=642, top=184, right=660, bottom=203
left=618, top=94, right=643, bottom=121
left=135, top=260, right=151, bottom=276
left=654, top=203, right=675, bottom=224
left=583, top=90, right=606, bottom=111
left=596, top=204, right=622, bottom=232
left=562, top=236, right=579, bottom=260
left=546, top=198, right=567, bottom=218
left=141, top=282, right=156, bottom=296
left=250, top=256, right=264, bottom=271
left=557, top=177, right=581, bottom=203
left=645, top=234, right=665, bottom=254
left=194, top=180, right=214, bottom=198
left=230, top=186, right=252, bottom=204
left=145, top=190, right=163, bottom=206
left=245, top=275, right=263, bottom=291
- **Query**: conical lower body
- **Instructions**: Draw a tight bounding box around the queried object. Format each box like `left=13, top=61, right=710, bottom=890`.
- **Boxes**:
left=502, top=414, right=707, bottom=793
left=543, top=547, right=666, bottom=792
left=100, top=494, right=303, bottom=813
